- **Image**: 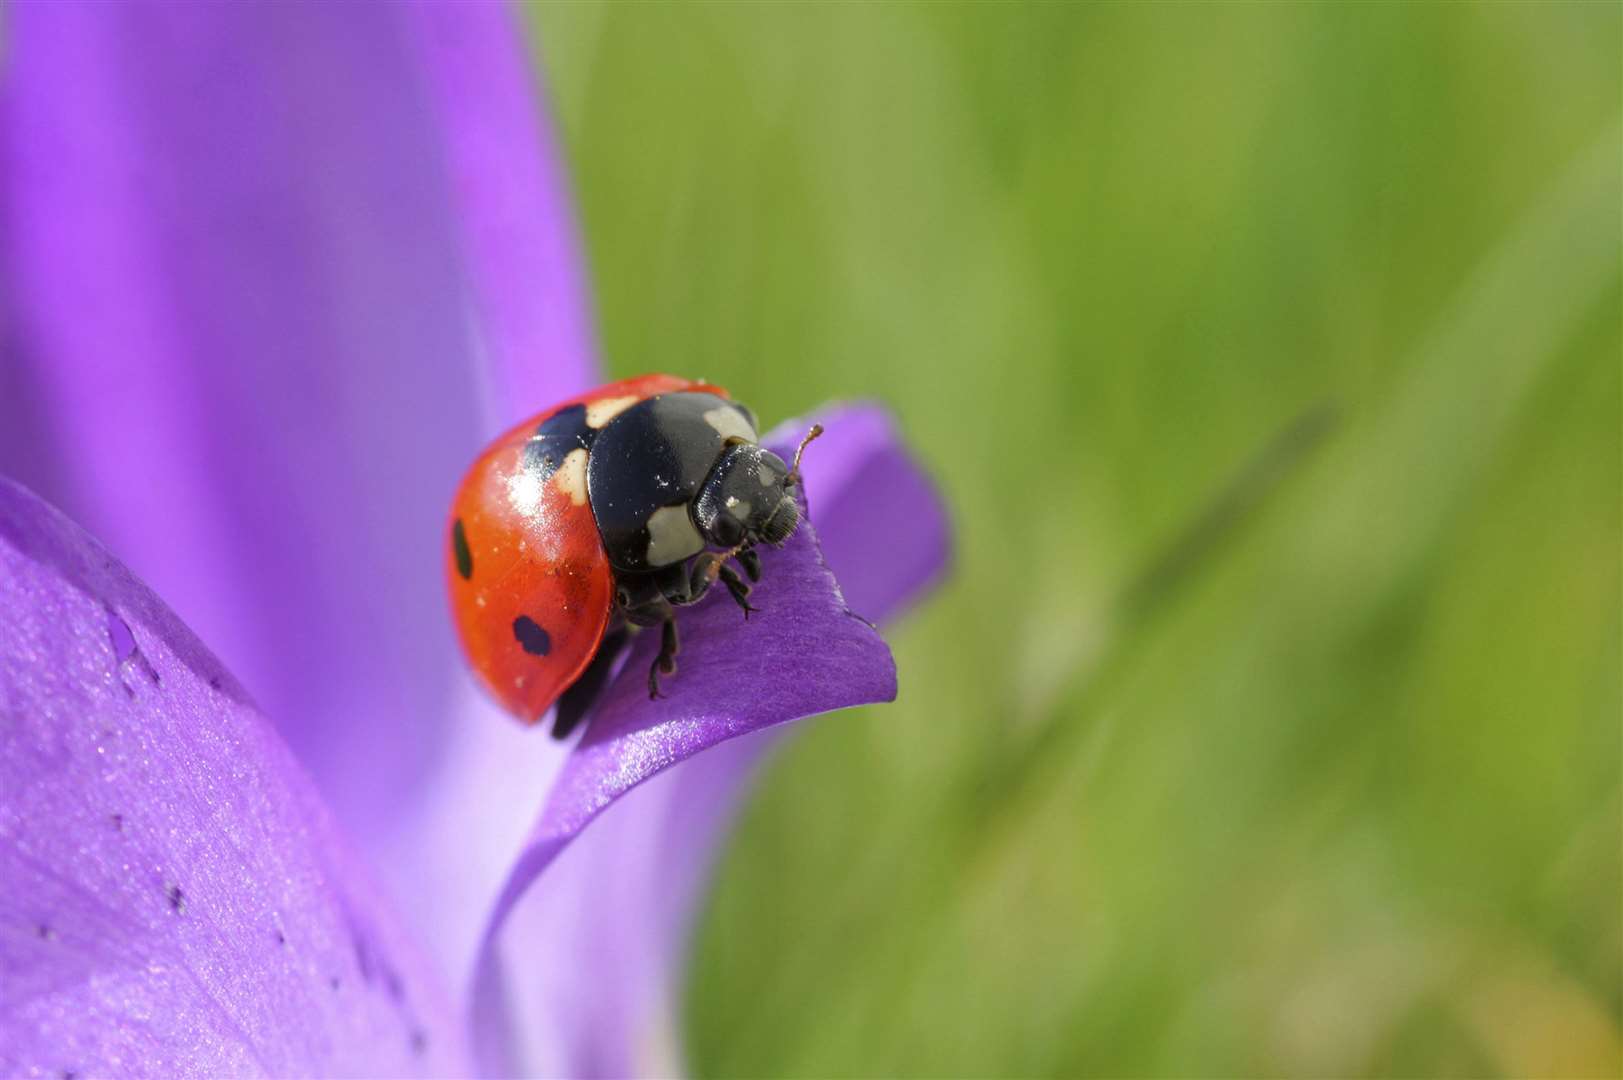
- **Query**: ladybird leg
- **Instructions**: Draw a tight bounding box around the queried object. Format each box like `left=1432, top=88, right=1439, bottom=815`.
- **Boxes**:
left=663, top=553, right=721, bottom=607
left=660, top=619, right=679, bottom=675
left=716, top=563, right=757, bottom=619
left=645, top=560, right=698, bottom=607
left=648, top=618, right=679, bottom=700
left=737, top=547, right=761, bottom=583
left=615, top=572, right=666, bottom=621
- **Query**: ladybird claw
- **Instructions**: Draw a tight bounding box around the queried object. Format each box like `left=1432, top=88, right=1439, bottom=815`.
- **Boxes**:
left=717, top=563, right=756, bottom=620
left=647, top=618, right=680, bottom=699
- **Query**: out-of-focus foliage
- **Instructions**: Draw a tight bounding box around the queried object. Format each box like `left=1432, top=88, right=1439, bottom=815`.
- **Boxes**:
left=528, top=3, right=1620, bottom=1076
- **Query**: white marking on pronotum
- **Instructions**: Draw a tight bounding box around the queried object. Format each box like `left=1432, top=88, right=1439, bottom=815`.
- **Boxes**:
left=646, top=505, right=705, bottom=566
left=703, top=406, right=756, bottom=443
left=725, top=494, right=752, bottom=518
left=585, top=395, right=638, bottom=428
left=554, top=448, right=589, bottom=505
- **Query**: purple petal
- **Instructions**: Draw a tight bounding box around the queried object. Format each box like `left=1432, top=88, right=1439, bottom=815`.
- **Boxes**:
left=0, top=478, right=471, bottom=1076
left=471, top=404, right=949, bottom=1076
left=0, top=1, right=595, bottom=865
left=403, top=1, right=600, bottom=424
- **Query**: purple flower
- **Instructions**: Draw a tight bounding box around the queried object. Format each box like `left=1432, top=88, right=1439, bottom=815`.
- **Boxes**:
left=0, top=2, right=948, bottom=1077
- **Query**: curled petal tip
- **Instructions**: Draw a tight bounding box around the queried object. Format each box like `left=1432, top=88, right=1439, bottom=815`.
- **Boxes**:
left=468, top=401, right=950, bottom=1076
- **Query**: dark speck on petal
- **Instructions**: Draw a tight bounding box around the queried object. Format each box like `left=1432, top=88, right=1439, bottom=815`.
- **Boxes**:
left=385, top=966, right=406, bottom=1002
left=353, top=933, right=375, bottom=984
left=104, top=607, right=136, bottom=662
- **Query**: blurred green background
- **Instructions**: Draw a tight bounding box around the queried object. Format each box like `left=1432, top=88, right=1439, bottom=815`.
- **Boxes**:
left=527, top=3, right=1620, bottom=1076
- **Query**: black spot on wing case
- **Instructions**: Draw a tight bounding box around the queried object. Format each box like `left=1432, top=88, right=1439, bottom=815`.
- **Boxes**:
left=512, top=615, right=552, bottom=656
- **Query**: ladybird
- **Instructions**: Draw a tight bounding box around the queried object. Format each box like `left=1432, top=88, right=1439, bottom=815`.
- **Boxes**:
left=447, top=374, right=822, bottom=737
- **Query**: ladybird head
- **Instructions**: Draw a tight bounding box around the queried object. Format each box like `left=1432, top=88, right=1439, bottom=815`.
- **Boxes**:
left=694, top=424, right=824, bottom=550
left=693, top=444, right=796, bottom=549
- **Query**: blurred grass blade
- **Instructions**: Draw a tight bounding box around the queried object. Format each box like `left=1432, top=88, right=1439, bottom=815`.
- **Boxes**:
left=974, top=117, right=1620, bottom=843
left=970, top=399, right=1343, bottom=831
left=1121, top=400, right=1342, bottom=620
left=1306, top=120, right=1622, bottom=597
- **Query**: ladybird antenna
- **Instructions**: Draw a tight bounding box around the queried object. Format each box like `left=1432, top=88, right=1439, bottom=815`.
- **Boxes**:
left=786, top=423, right=824, bottom=487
